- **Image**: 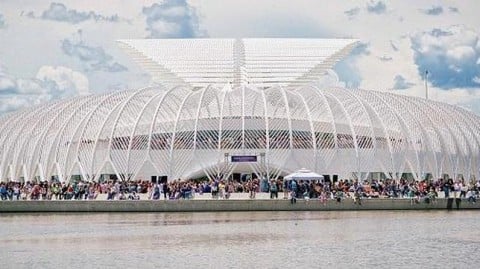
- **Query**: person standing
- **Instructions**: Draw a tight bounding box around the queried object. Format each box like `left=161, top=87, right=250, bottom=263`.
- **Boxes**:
left=0, top=183, right=7, bottom=200
left=283, top=179, right=289, bottom=199
left=162, top=182, right=169, bottom=199
left=269, top=180, right=278, bottom=199
left=248, top=180, right=257, bottom=199
left=152, top=183, right=160, bottom=200
left=13, top=184, right=21, bottom=200
left=225, top=182, right=234, bottom=199
left=290, top=180, right=298, bottom=204
left=218, top=181, right=225, bottom=199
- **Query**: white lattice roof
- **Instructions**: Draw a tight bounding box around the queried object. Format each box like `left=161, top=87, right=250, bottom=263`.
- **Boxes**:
left=2, top=84, right=480, bottom=182
left=117, top=38, right=358, bottom=88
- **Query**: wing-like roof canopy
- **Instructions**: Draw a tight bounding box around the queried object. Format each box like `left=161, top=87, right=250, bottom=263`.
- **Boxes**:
left=117, top=38, right=358, bottom=88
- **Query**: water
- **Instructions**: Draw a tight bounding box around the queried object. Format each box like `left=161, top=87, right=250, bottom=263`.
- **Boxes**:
left=1, top=211, right=479, bottom=268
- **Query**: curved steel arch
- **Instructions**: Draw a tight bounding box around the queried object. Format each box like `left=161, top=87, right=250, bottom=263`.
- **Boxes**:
left=1, top=85, right=480, bottom=182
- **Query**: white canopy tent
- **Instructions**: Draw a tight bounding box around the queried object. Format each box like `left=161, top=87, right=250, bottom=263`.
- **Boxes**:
left=284, top=168, right=324, bottom=181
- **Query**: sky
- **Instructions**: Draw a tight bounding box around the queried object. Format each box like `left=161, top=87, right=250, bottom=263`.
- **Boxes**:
left=1, top=0, right=480, bottom=114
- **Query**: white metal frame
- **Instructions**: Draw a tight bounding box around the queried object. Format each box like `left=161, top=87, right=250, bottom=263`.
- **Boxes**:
left=1, top=39, right=479, bottom=182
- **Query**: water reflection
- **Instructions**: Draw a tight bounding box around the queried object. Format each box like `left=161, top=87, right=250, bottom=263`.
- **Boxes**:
left=1, top=211, right=479, bottom=268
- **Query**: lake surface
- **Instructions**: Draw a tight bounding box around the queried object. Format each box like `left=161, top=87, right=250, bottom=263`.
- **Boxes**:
left=1, top=211, right=479, bottom=268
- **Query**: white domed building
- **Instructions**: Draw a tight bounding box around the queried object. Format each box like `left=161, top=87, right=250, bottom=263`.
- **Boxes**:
left=1, top=39, right=479, bottom=183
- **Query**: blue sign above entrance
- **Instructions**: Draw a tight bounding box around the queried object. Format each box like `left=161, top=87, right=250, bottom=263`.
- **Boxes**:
left=231, top=155, right=258, bottom=162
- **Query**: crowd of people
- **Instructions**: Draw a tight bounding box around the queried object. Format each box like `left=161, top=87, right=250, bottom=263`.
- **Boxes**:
left=0, top=177, right=479, bottom=204
left=285, top=177, right=479, bottom=205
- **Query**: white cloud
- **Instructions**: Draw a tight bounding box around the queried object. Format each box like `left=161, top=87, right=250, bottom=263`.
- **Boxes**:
left=29, top=2, right=126, bottom=24
left=449, top=7, right=459, bottom=13
left=143, top=0, right=205, bottom=38
left=61, top=37, right=127, bottom=73
left=0, top=66, right=16, bottom=93
left=148, top=20, right=182, bottom=35
left=421, top=6, right=443, bottom=16
left=334, top=42, right=370, bottom=88
left=0, top=95, right=46, bottom=114
left=424, top=88, right=480, bottom=114
left=393, top=75, right=415, bottom=89
left=36, top=66, right=90, bottom=96
left=159, top=6, right=188, bottom=17
left=378, top=55, right=393, bottom=61
left=0, top=64, right=89, bottom=114
left=15, top=78, right=46, bottom=95
left=410, top=25, right=480, bottom=89
left=344, top=7, right=360, bottom=19
left=0, top=13, right=5, bottom=28
left=366, top=1, right=387, bottom=14
left=316, top=69, right=344, bottom=88
left=446, top=46, right=476, bottom=62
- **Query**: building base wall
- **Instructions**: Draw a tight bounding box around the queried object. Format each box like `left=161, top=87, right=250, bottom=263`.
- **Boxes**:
left=1, top=198, right=478, bottom=212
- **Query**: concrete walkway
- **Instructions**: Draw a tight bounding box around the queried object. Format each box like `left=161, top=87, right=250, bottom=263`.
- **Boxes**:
left=1, top=195, right=478, bottom=212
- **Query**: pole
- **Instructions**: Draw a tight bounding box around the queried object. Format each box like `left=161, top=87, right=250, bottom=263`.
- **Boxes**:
left=224, top=153, right=229, bottom=180
left=425, top=70, right=429, bottom=100
left=260, top=152, right=266, bottom=180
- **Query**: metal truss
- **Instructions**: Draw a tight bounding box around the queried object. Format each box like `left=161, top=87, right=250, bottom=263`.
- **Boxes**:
left=1, top=85, right=479, bottom=182
left=117, top=38, right=359, bottom=88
